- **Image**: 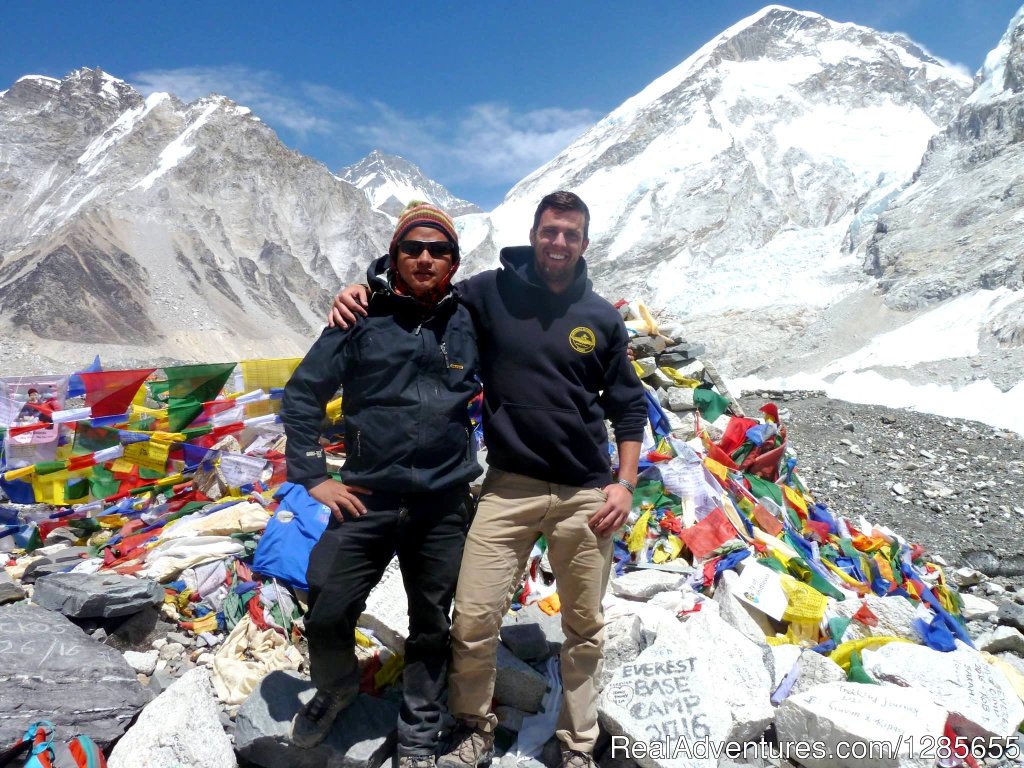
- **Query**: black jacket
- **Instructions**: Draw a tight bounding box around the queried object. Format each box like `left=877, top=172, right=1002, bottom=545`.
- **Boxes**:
left=459, top=246, right=647, bottom=488
left=282, top=256, right=482, bottom=493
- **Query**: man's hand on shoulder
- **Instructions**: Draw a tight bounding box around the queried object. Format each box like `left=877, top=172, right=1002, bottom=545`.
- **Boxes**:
left=308, top=478, right=371, bottom=522
left=589, top=483, right=633, bottom=536
left=328, top=284, right=370, bottom=329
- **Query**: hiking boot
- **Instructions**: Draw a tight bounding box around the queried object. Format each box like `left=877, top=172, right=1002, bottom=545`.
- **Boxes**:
left=560, top=749, right=596, bottom=768
left=290, top=687, right=357, bottom=748
left=437, top=723, right=494, bottom=768
left=399, top=756, right=437, bottom=768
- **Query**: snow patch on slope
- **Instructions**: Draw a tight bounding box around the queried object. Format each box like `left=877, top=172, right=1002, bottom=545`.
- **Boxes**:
left=134, top=100, right=220, bottom=191
left=968, top=5, right=1024, bottom=104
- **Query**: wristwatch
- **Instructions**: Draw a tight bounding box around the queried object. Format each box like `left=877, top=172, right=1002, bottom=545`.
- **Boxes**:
left=617, top=478, right=636, bottom=494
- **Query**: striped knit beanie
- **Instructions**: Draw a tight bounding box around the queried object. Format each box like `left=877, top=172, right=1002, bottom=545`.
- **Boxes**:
left=388, top=201, right=460, bottom=263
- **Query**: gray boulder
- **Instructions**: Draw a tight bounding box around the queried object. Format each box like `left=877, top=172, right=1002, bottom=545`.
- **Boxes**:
left=108, top=667, right=235, bottom=768
left=235, top=670, right=398, bottom=768
left=997, top=601, right=1024, bottom=633
left=495, top=644, right=548, bottom=713
left=20, top=546, right=92, bottom=583
left=0, top=602, right=152, bottom=747
left=499, top=601, right=568, bottom=662
left=33, top=572, right=164, bottom=618
left=630, top=336, right=667, bottom=358
left=0, top=571, right=25, bottom=604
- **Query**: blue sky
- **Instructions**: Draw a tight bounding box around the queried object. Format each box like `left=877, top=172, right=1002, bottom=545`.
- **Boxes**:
left=3, top=1, right=1020, bottom=209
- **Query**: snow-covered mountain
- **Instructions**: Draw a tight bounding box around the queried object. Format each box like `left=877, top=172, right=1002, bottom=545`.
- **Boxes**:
left=865, top=7, right=1024, bottom=319
left=340, top=150, right=481, bottom=218
left=0, top=68, right=391, bottom=372
left=463, top=5, right=972, bottom=374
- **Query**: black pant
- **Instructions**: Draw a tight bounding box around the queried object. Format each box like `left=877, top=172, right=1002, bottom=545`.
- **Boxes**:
left=304, top=485, right=472, bottom=755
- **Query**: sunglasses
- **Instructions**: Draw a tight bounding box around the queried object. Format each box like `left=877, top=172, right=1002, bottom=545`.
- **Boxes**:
left=397, top=240, right=455, bottom=258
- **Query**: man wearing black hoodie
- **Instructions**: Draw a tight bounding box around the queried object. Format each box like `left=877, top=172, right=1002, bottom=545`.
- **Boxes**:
left=330, top=191, right=646, bottom=768
left=283, top=202, right=481, bottom=766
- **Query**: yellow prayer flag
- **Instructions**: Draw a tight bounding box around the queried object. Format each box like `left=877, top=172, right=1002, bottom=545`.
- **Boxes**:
left=240, top=358, right=302, bottom=417
left=660, top=367, right=701, bottom=388
left=31, top=477, right=67, bottom=505
left=652, top=535, right=683, bottom=563
left=829, top=636, right=912, bottom=671
left=703, top=457, right=730, bottom=483
left=375, top=653, right=404, bottom=689
left=626, top=510, right=651, bottom=554
left=781, top=485, right=808, bottom=516
left=326, top=397, right=343, bottom=423
left=780, top=573, right=828, bottom=623
left=3, top=465, right=37, bottom=482
left=123, top=439, right=172, bottom=473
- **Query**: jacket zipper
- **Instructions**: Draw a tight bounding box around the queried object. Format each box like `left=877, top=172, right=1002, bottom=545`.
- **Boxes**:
left=356, top=430, right=362, bottom=457
left=440, top=342, right=449, bottom=369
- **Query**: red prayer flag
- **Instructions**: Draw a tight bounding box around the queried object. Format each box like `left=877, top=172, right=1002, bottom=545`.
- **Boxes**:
left=718, top=416, right=759, bottom=454
left=679, top=507, right=740, bottom=559
left=852, top=602, right=879, bottom=626
left=752, top=503, right=784, bottom=537
left=79, top=369, right=155, bottom=418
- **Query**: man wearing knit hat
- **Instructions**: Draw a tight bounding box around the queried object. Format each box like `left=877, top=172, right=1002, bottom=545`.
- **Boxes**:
left=282, top=201, right=481, bottom=765
left=329, top=191, right=646, bottom=768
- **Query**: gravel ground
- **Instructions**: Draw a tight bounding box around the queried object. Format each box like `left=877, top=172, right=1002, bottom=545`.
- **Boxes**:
left=738, top=391, right=1024, bottom=585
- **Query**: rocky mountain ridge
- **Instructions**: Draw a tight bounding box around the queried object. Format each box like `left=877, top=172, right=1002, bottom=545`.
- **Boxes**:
left=2, top=5, right=1024, bottom=400
left=0, top=68, right=392, bottom=372
left=865, top=7, right=1024, bottom=316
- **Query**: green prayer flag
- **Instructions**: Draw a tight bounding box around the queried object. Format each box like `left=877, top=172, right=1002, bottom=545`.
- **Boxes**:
left=89, top=465, right=121, bottom=499
left=745, top=474, right=784, bottom=508
left=829, top=616, right=852, bottom=642
left=65, top=477, right=89, bottom=501
left=692, top=388, right=730, bottom=421
left=847, top=650, right=878, bottom=684
left=72, top=424, right=120, bottom=456
left=163, top=362, right=237, bottom=431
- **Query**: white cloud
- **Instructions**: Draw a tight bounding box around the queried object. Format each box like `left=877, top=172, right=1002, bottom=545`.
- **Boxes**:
left=128, top=65, right=600, bottom=192
left=131, top=65, right=338, bottom=138
left=355, top=101, right=599, bottom=186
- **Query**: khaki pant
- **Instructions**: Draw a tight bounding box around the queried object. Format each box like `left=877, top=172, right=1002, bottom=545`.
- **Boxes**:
left=449, top=469, right=612, bottom=752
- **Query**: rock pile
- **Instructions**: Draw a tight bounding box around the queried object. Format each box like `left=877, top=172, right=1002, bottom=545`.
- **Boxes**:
left=0, top=341, right=1020, bottom=766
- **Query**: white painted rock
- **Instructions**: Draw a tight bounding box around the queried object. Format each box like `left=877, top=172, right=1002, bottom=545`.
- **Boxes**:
left=359, top=558, right=408, bottom=653
left=108, top=667, right=235, bottom=768
left=766, top=644, right=802, bottom=689
left=599, top=614, right=646, bottom=691
left=611, top=569, right=688, bottom=600
left=712, top=570, right=773, bottom=644
left=604, top=595, right=684, bottom=646
left=960, top=593, right=999, bottom=622
left=599, top=612, right=773, bottom=768
left=786, top=650, right=846, bottom=699
left=775, top=682, right=947, bottom=768
left=832, top=596, right=920, bottom=642
left=863, top=643, right=1024, bottom=739
left=123, top=649, right=159, bottom=676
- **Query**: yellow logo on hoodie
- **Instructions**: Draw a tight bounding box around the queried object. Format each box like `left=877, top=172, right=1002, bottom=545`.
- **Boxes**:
left=569, top=327, right=596, bottom=354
